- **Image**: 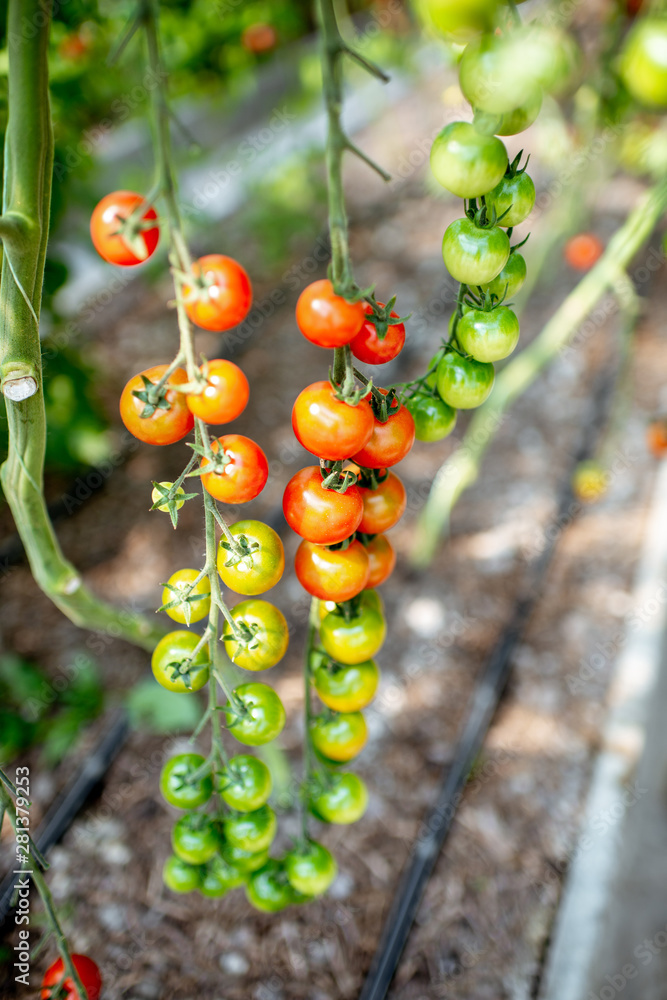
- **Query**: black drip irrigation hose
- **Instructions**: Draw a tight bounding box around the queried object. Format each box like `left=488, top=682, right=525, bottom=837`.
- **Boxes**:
left=358, top=364, right=618, bottom=1000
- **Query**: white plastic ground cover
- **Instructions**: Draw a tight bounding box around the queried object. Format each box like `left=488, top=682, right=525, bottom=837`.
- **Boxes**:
left=539, top=461, right=667, bottom=1000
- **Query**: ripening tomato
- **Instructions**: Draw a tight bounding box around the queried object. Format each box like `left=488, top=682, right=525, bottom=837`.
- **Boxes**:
left=246, top=860, right=296, bottom=912
left=151, top=630, right=210, bottom=693
left=200, top=434, right=268, bottom=503
left=186, top=359, right=249, bottom=424
left=41, top=955, right=102, bottom=1000
left=358, top=471, right=407, bottom=534
left=350, top=302, right=406, bottom=365
left=572, top=460, right=608, bottom=503
left=225, top=682, right=286, bottom=746
left=456, top=306, right=520, bottom=363
left=484, top=171, right=536, bottom=228
left=160, top=752, right=212, bottom=809
left=224, top=804, right=277, bottom=853
left=479, top=251, right=526, bottom=299
left=620, top=18, right=667, bottom=108
left=317, top=587, right=384, bottom=622
left=223, top=599, right=289, bottom=671
left=172, top=813, right=218, bottom=865
left=310, top=771, right=368, bottom=824
left=163, top=854, right=201, bottom=894
left=120, top=365, right=194, bottom=445
left=436, top=353, right=495, bottom=409
left=564, top=233, right=604, bottom=271
left=311, top=712, right=368, bottom=762
left=647, top=419, right=667, bottom=457
left=199, top=856, right=246, bottom=897
left=151, top=481, right=186, bottom=513
left=320, top=604, right=386, bottom=664
left=430, top=122, right=507, bottom=199
left=285, top=841, right=337, bottom=897
left=292, top=380, right=374, bottom=460
left=242, top=22, right=277, bottom=53
left=442, top=218, right=510, bottom=285
left=296, top=279, right=366, bottom=348
left=352, top=392, right=415, bottom=468
left=406, top=392, right=457, bottom=442
left=90, top=191, right=159, bottom=266
left=183, top=254, right=252, bottom=332
left=217, top=754, right=272, bottom=812
left=162, top=568, right=211, bottom=625
left=217, top=520, right=285, bottom=595
left=295, top=539, right=370, bottom=602
left=283, top=466, right=363, bottom=545
left=313, top=658, right=379, bottom=713
left=364, top=533, right=396, bottom=587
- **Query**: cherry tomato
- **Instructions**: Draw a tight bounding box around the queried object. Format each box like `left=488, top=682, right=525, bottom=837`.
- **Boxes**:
left=90, top=191, right=158, bottom=266
left=292, top=380, right=374, bottom=460
left=295, top=539, right=370, bottom=602
left=296, top=279, right=366, bottom=348
left=163, top=854, right=200, bottom=894
left=200, top=434, right=268, bottom=503
left=442, top=218, right=510, bottom=285
left=479, top=251, right=526, bottom=299
left=311, top=712, right=368, bottom=762
left=495, top=91, right=542, bottom=136
left=223, top=599, right=289, bottom=670
left=151, top=630, right=210, bottom=693
left=485, top=171, right=536, bottom=228
left=185, top=359, right=249, bottom=424
left=172, top=813, right=219, bottom=864
left=310, top=772, right=368, bottom=824
left=183, top=254, right=252, bottom=332
left=120, top=365, right=194, bottom=446
left=162, top=568, right=211, bottom=625
left=416, top=0, right=498, bottom=42
left=364, top=533, right=396, bottom=587
left=459, top=34, right=534, bottom=114
left=283, top=466, right=363, bottom=545
left=320, top=604, right=386, bottom=664
left=358, top=471, right=407, bottom=534
left=221, top=842, right=270, bottom=872
left=224, top=804, right=277, bottom=853
left=217, top=520, right=284, bottom=595
left=285, top=841, right=337, bottom=897
left=457, top=306, right=520, bottom=363
left=199, top=856, right=246, bottom=897
left=152, top=481, right=186, bottom=513
left=318, top=587, right=383, bottom=622
left=406, top=392, right=457, bottom=442
left=246, top=860, right=296, bottom=912
left=314, top=658, right=379, bottom=713
left=41, top=955, right=102, bottom=1000
left=225, top=682, right=286, bottom=745
left=430, top=122, right=507, bottom=199
left=436, top=353, right=495, bottom=409
left=160, top=753, right=212, bottom=809
left=241, top=22, right=277, bottom=54
left=350, top=302, right=406, bottom=365
left=572, top=460, right=607, bottom=503
left=217, top=754, right=272, bottom=812
left=647, top=419, right=667, bottom=457
left=564, top=233, right=604, bottom=271
left=352, top=396, right=415, bottom=468
left=620, top=18, right=667, bottom=108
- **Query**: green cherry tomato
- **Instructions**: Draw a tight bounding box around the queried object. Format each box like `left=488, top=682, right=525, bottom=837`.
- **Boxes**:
left=223, top=599, right=289, bottom=671
left=151, top=630, right=210, bottom=693
left=620, top=19, right=667, bottom=108
left=310, top=772, right=369, bottom=824
left=415, top=0, right=498, bottom=42
left=162, top=568, right=211, bottom=625
left=220, top=841, right=270, bottom=873
left=171, top=814, right=219, bottom=865
left=456, top=306, right=520, bottom=363
left=406, top=392, right=457, bottom=442
left=313, top=659, right=379, bottom=713
left=442, top=218, right=510, bottom=285
left=216, top=754, right=272, bottom=812
left=479, top=251, right=526, bottom=300
left=485, top=171, right=535, bottom=228
left=495, top=91, right=542, bottom=136
left=430, top=122, right=507, bottom=199
left=217, top=519, right=285, bottom=595
left=436, top=353, right=495, bottom=409
left=160, top=753, right=212, bottom=810
left=246, top=860, right=296, bottom=913
left=223, top=804, right=277, bottom=853
left=459, top=33, right=536, bottom=114
left=225, top=682, right=286, bottom=746
left=199, top=856, right=247, bottom=898
left=320, top=605, right=386, bottom=665
left=285, top=841, right=337, bottom=897
left=311, top=712, right=368, bottom=763
left=163, top=854, right=201, bottom=894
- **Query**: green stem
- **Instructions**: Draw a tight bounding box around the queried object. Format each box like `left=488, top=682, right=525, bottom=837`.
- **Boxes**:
left=412, top=177, right=667, bottom=566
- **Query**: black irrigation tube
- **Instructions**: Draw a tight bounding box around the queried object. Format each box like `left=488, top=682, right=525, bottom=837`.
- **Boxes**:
left=358, top=362, right=618, bottom=1000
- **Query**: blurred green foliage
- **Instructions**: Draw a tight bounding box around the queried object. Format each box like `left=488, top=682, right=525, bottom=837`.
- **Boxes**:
left=126, top=678, right=203, bottom=733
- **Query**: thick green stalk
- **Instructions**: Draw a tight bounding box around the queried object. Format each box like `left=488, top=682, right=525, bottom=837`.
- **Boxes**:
left=412, top=177, right=667, bottom=566
left=0, top=0, right=164, bottom=651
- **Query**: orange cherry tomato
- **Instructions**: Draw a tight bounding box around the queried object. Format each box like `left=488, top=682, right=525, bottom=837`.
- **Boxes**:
left=242, top=22, right=278, bottom=53
left=352, top=395, right=415, bottom=468
left=200, top=434, right=268, bottom=503
left=292, top=380, right=374, bottom=461
left=186, top=359, right=249, bottom=424
left=183, top=254, right=252, bottom=332
left=564, top=233, right=604, bottom=271
left=90, top=191, right=159, bottom=266
left=350, top=302, right=406, bottom=365
left=358, top=471, right=407, bottom=534
left=120, top=364, right=194, bottom=445
left=294, top=539, right=370, bottom=602
left=283, top=466, right=363, bottom=545
left=296, top=280, right=366, bottom=349
left=647, top=419, right=667, bottom=457
left=364, top=533, right=396, bottom=587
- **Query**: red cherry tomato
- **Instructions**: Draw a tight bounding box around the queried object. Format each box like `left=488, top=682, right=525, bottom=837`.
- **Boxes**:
left=292, top=380, right=374, bottom=461
left=119, top=364, right=194, bottom=445
left=364, top=533, right=396, bottom=587
left=352, top=394, right=415, bottom=468
left=358, top=471, right=407, bottom=534
left=283, top=466, right=363, bottom=545
left=295, top=539, right=370, bottom=602
left=90, top=190, right=159, bottom=266
left=296, top=280, right=366, bottom=349
left=647, top=419, right=667, bottom=457
left=350, top=302, right=406, bottom=365
left=41, top=954, right=102, bottom=1000
left=242, top=22, right=278, bottom=53
left=564, top=234, right=604, bottom=271
left=186, top=359, right=249, bottom=424
left=201, top=434, right=268, bottom=503
left=183, top=254, right=252, bottom=332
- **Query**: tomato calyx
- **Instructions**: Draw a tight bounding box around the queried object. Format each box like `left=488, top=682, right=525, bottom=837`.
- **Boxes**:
left=351, top=369, right=401, bottom=422
left=132, top=374, right=174, bottom=418
left=465, top=198, right=510, bottom=230
left=505, top=149, right=531, bottom=179
left=110, top=203, right=158, bottom=262
left=221, top=619, right=261, bottom=650
left=164, top=655, right=210, bottom=691
left=363, top=294, right=411, bottom=342
left=188, top=439, right=233, bottom=476
left=219, top=533, right=259, bottom=569
left=356, top=466, right=389, bottom=490
left=319, top=460, right=358, bottom=494
left=328, top=367, right=371, bottom=407
left=159, top=579, right=209, bottom=626
left=150, top=481, right=197, bottom=528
